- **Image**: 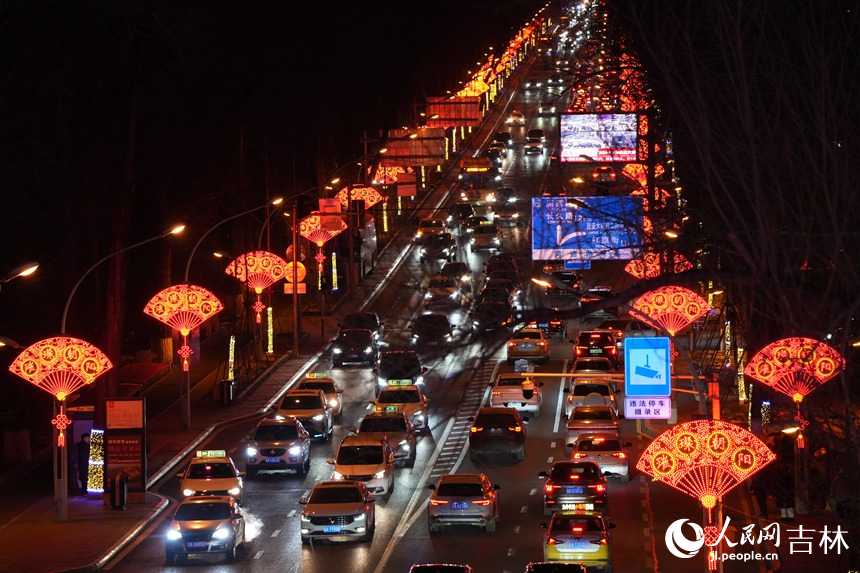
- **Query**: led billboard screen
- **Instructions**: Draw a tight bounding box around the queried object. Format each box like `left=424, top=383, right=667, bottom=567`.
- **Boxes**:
left=559, top=113, right=639, bottom=162
left=531, top=196, right=645, bottom=261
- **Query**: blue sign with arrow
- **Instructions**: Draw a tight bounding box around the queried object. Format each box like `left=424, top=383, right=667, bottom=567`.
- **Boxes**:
left=624, top=337, right=671, bottom=397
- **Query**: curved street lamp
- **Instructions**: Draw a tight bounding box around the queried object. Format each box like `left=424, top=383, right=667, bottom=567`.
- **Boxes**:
left=61, top=224, right=185, bottom=334
left=0, top=262, right=39, bottom=294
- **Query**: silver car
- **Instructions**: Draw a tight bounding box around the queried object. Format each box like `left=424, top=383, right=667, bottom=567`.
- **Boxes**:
left=327, top=434, right=396, bottom=497
left=569, top=434, right=632, bottom=481
left=244, top=417, right=311, bottom=477
left=427, top=473, right=500, bottom=533
left=565, top=405, right=621, bottom=445
left=355, top=411, right=416, bottom=467
left=563, top=380, right=619, bottom=419
left=489, top=373, right=543, bottom=417
left=299, top=480, right=376, bottom=543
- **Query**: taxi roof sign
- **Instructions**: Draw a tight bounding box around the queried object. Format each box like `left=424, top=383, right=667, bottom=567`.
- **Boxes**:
left=306, top=372, right=330, bottom=379
left=387, top=379, right=413, bottom=386
left=196, top=449, right=227, bottom=458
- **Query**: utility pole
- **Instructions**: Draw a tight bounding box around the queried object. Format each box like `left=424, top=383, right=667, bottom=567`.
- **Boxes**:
left=291, top=200, right=300, bottom=357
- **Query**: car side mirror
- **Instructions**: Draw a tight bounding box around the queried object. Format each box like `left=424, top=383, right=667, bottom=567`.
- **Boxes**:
left=298, top=497, right=308, bottom=504
left=538, top=471, right=548, bottom=478
left=568, top=339, right=575, bottom=344
left=369, top=400, right=376, bottom=405
left=427, top=483, right=436, bottom=490
left=238, top=471, right=246, bottom=478
left=326, top=458, right=335, bottom=465
left=300, top=432, right=309, bottom=439
left=609, top=522, right=617, bottom=529
left=372, top=368, right=378, bottom=375
left=626, top=442, right=633, bottom=447
left=565, top=443, right=573, bottom=448
left=521, top=417, right=529, bottom=423
left=175, top=472, right=184, bottom=479
left=422, top=367, right=429, bottom=374
left=493, top=484, right=501, bottom=490
left=337, top=389, right=344, bottom=394
left=563, top=388, right=570, bottom=393
left=365, top=496, right=376, bottom=503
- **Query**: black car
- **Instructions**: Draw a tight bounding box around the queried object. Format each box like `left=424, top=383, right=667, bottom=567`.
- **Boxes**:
left=375, top=350, right=427, bottom=389
left=461, top=215, right=490, bottom=235
left=447, top=202, right=476, bottom=228
left=339, top=312, right=385, bottom=342
left=580, top=286, right=619, bottom=316
left=493, top=131, right=513, bottom=148
left=487, top=269, right=522, bottom=293
left=468, top=407, right=527, bottom=461
left=331, top=328, right=378, bottom=367
left=477, top=286, right=514, bottom=308
left=571, top=331, right=619, bottom=365
left=471, top=300, right=515, bottom=332
left=420, top=232, right=457, bottom=263
left=525, top=307, right=568, bottom=338
left=483, top=147, right=505, bottom=166
left=411, top=313, right=455, bottom=347
left=484, top=256, right=518, bottom=276
left=545, top=270, right=581, bottom=296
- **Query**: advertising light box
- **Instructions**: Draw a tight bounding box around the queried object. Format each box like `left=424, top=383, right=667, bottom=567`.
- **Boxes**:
left=559, top=113, right=639, bottom=163
left=531, top=196, right=644, bottom=261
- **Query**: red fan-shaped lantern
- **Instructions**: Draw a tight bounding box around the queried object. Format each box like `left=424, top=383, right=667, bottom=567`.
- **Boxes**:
left=224, top=250, right=288, bottom=323
left=336, top=185, right=385, bottom=209
left=625, top=251, right=693, bottom=279
left=637, top=419, right=776, bottom=509
left=299, top=213, right=346, bottom=247
left=632, top=286, right=709, bottom=336
left=144, top=284, right=223, bottom=371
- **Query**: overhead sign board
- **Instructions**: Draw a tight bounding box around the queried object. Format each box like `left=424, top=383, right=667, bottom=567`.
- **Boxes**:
left=531, top=196, right=644, bottom=261
left=559, top=113, right=640, bottom=163
left=624, top=397, right=672, bottom=420
left=624, top=337, right=672, bottom=397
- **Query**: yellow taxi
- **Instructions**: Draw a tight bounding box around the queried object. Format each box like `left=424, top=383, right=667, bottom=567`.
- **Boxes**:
left=176, top=450, right=245, bottom=504
left=507, top=328, right=550, bottom=364
left=370, top=383, right=430, bottom=433
left=296, top=372, right=344, bottom=418
left=542, top=510, right=614, bottom=569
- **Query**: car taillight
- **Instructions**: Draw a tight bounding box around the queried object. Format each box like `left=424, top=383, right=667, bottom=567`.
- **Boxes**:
left=595, top=484, right=606, bottom=493
left=472, top=499, right=492, bottom=506
left=567, top=474, right=581, bottom=480
left=470, top=426, right=482, bottom=433
left=575, top=346, right=585, bottom=356
left=509, top=426, right=522, bottom=432
left=572, top=452, right=588, bottom=459
left=614, top=330, right=623, bottom=338
left=591, top=537, right=608, bottom=545
left=537, top=341, right=547, bottom=347
left=492, top=391, right=503, bottom=396
left=429, top=499, right=448, bottom=506
left=544, top=484, right=557, bottom=494
left=590, top=333, right=602, bottom=339
left=572, top=526, right=585, bottom=534
left=547, top=537, right=565, bottom=545
left=612, top=452, right=626, bottom=459
left=606, top=346, right=617, bottom=356
left=507, top=341, right=516, bottom=347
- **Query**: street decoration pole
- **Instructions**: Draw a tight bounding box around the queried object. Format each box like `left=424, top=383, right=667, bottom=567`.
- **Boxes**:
left=223, top=250, right=288, bottom=324
left=143, top=284, right=223, bottom=431
left=743, top=337, right=845, bottom=514
left=298, top=212, right=347, bottom=339
left=637, top=419, right=776, bottom=572
left=8, top=337, right=113, bottom=521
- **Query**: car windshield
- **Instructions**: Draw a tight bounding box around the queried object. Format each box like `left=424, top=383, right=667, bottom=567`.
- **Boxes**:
left=337, top=445, right=384, bottom=465
left=550, top=517, right=604, bottom=533
left=473, top=226, right=498, bottom=235
left=515, top=331, right=541, bottom=340
left=474, top=413, right=517, bottom=428
left=187, top=463, right=235, bottom=479
left=577, top=438, right=623, bottom=451
left=573, top=359, right=611, bottom=371
left=578, top=333, right=614, bottom=345
left=419, top=220, right=444, bottom=229
left=441, top=263, right=468, bottom=277
left=174, top=502, right=231, bottom=521
left=549, top=462, right=600, bottom=480
left=337, top=330, right=371, bottom=345
left=360, top=417, right=407, bottom=432
left=416, top=315, right=449, bottom=330
left=309, top=486, right=364, bottom=504
left=598, top=319, right=628, bottom=329
left=572, top=409, right=614, bottom=421
left=379, top=356, right=421, bottom=379
left=253, top=425, right=299, bottom=441
left=572, top=384, right=610, bottom=397
left=428, top=277, right=457, bottom=289
left=497, top=377, right=529, bottom=387
left=436, top=482, right=483, bottom=497
left=377, top=389, right=421, bottom=404
left=426, top=235, right=450, bottom=246
left=300, top=381, right=335, bottom=394
left=343, top=314, right=378, bottom=330
left=280, top=395, right=322, bottom=410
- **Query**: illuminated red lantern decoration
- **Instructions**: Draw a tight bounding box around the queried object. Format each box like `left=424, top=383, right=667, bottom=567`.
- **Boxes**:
left=632, top=286, right=709, bottom=336
left=336, top=185, right=386, bottom=210
left=637, top=419, right=776, bottom=508
left=625, top=251, right=693, bottom=279
left=371, top=165, right=408, bottom=186
left=224, top=250, right=288, bottom=323
left=299, top=213, right=346, bottom=248
left=744, top=337, right=844, bottom=431
left=143, top=284, right=223, bottom=371
left=9, top=336, right=113, bottom=446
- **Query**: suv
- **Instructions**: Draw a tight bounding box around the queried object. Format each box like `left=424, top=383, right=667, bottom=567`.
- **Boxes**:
left=244, top=417, right=311, bottom=477
left=424, top=275, right=463, bottom=307
left=299, top=480, right=376, bottom=543
left=490, top=372, right=544, bottom=417
left=468, top=407, right=527, bottom=461
left=165, top=495, right=245, bottom=564
left=355, top=411, right=416, bottom=467
left=327, top=435, right=396, bottom=497
left=469, top=223, right=502, bottom=252
left=571, top=331, right=618, bottom=365
left=545, top=270, right=581, bottom=296
left=596, top=317, right=658, bottom=351
left=427, top=473, right=501, bottom=533
left=376, top=350, right=427, bottom=389
left=411, top=312, right=455, bottom=347
left=538, top=460, right=608, bottom=515
left=493, top=131, right=513, bottom=148
left=339, top=312, right=384, bottom=342
left=414, top=218, right=446, bottom=244
left=297, top=373, right=344, bottom=417
left=276, top=389, right=334, bottom=441
left=564, top=379, right=619, bottom=418
left=420, top=232, right=457, bottom=263
left=330, top=328, right=378, bottom=367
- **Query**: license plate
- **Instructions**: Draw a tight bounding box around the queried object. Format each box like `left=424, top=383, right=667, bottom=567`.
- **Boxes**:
left=538, top=322, right=549, bottom=328
left=570, top=541, right=589, bottom=549
left=522, top=343, right=533, bottom=349
left=562, top=502, right=594, bottom=510
left=589, top=348, right=602, bottom=354
left=565, top=487, right=584, bottom=494
left=347, top=354, right=358, bottom=359
left=323, top=525, right=342, bottom=533
left=451, top=502, right=469, bottom=510
left=186, top=541, right=208, bottom=549
left=265, top=457, right=280, bottom=463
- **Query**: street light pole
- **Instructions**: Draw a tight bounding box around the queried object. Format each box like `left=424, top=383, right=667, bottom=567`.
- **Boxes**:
left=291, top=201, right=300, bottom=357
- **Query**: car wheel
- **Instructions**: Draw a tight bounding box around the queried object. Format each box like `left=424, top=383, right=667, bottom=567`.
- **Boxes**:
left=386, top=477, right=395, bottom=498
left=302, top=456, right=311, bottom=475
left=533, top=407, right=541, bottom=418
left=406, top=453, right=416, bottom=468
left=165, top=552, right=176, bottom=566
left=469, top=449, right=478, bottom=462
left=485, top=517, right=497, bottom=532
left=225, top=540, right=238, bottom=562
left=515, top=446, right=525, bottom=461
left=246, top=467, right=258, bottom=478
left=360, top=524, right=374, bottom=542
left=301, top=536, right=311, bottom=545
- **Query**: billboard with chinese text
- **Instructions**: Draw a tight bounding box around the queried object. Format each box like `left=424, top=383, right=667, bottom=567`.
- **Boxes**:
left=559, top=113, right=639, bottom=162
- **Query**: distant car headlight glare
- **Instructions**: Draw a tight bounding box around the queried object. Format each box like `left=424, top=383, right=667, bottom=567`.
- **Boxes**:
left=228, top=487, right=242, bottom=497
left=212, top=527, right=232, bottom=540
left=288, top=445, right=302, bottom=456
left=246, top=447, right=258, bottom=457
left=167, top=528, right=183, bottom=541
left=182, top=489, right=195, bottom=497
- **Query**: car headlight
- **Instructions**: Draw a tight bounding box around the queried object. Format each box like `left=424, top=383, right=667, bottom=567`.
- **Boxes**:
left=470, top=238, right=475, bottom=244
left=398, top=439, right=410, bottom=449
left=354, top=512, right=366, bottom=521
left=288, top=445, right=302, bottom=456
left=424, top=292, right=432, bottom=299
left=332, top=470, right=344, bottom=479
left=420, top=248, right=427, bottom=255
left=312, top=414, right=324, bottom=421
left=182, top=488, right=196, bottom=497
left=365, top=346, right=374, bottom=354
left=442, top=248, right=450, bottom=254
left=416, top=375, right=424, bottom=385
left=378, top=378, right=387, bottom=387
left=415, top=230, right=423, bottom=238
left=333, top=347, right=343, bottom=354
left=212, top=527, right=232, bottom=540
left=228, top=487, right=242, bottom=497
left=167, top=528, right=183, bottom=541
left=373, top=470, right=387, bottom=479
left=246, top=446, right=258, bottom=457
left=461, top=274, right=471, bottom=282
left=451, top=291, right=460, bottom=299
left=512, top=213, right=519, bottom=218
left=272, top=414, right=285, bottom=420
left=328, top=399, right=339, bottom=409
left=300, top=513, right=311, bottom=522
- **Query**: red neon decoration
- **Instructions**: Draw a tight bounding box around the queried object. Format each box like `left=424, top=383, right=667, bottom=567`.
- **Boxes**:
left=336, top=185, right=386, bottom=210
left=632, top=286, right=709, bottom=336
left=299, top=213, right=346, bottom=247
left=625, top=251, right=693, bottom=279
left=144, top=284, right=223, bottom=371
left=52, top=408, right=71, bottom=447
left=9, top=336, right=113, bottom=401
left=636, top=419, right=776, bottom=508
left=224, top=250, right=288, bottom=323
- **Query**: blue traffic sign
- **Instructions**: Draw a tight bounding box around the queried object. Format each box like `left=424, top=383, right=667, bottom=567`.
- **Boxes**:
left=624, top=337, right=671, bottom=397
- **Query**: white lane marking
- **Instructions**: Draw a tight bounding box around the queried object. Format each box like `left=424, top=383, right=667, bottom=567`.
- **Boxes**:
left=271, top=529, right=281, bottom=537
left=529, top=488, right=538, bottom=496
left=550, top=441, right=556, bottom=448
left=253, top=551, right=264, bottom=560
left=553, top=358, right=570, bottom=433
left=513, top=525, right=521, bottom=534
left=546, top=456, right=553, bottom=464
left=520, top=505, right=528, bottom=513
left=287, top=509, right=296, bottom=517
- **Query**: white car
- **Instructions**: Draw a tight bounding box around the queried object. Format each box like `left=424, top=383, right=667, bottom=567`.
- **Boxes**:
left=327, top=435, right=396, bottom=497
left=176, top=450, right=245, bottom=503
left=489, top=372, right=543, bottom=417
left=469, top=223, right=502, bottom=252
left=564, top=379, right=619, bottom=419
left=505, top=110, right=526, bottom=126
